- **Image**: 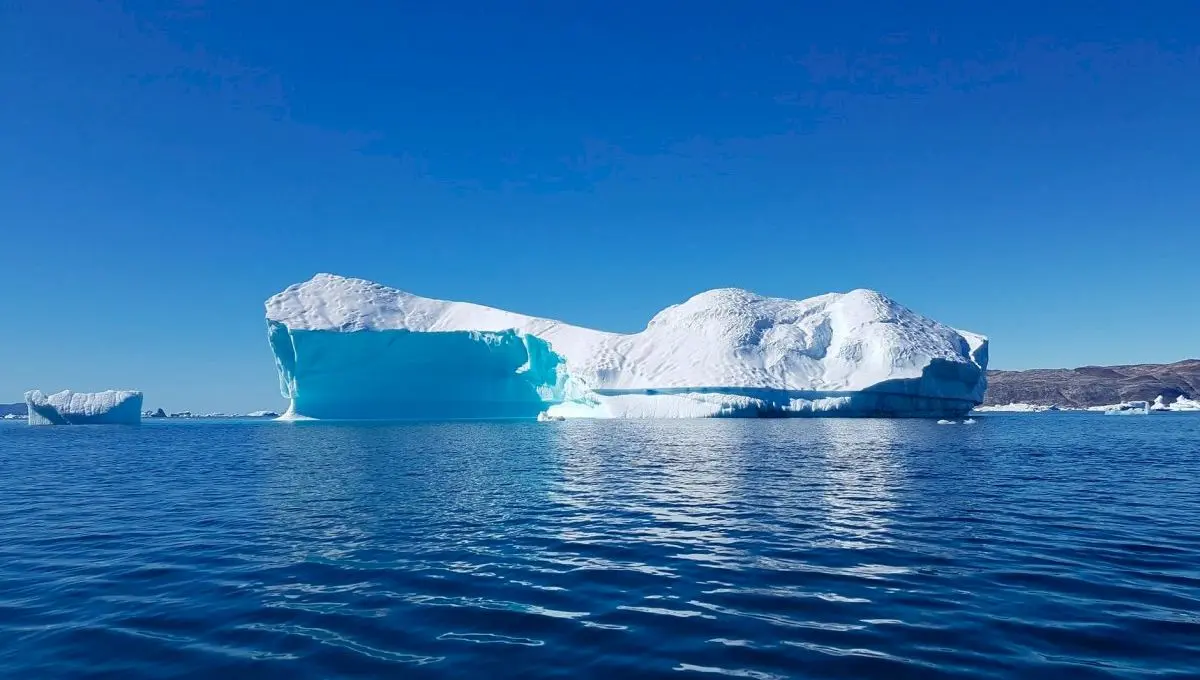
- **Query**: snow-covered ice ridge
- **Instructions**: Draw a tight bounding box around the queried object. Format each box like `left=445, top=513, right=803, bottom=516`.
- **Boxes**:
left=25, top=389, right=143, bottom=425
left=265, top=274, right=988, bottom=420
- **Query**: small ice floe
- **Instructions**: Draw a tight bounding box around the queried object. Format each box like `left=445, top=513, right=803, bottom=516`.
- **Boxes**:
left=937, top=419, right=955, bottom=425
left=963, top=418, right=977, bottom=424
left=1102, top=401, right=1150, bottom=416
left=537, top=412, right=565, bottom=422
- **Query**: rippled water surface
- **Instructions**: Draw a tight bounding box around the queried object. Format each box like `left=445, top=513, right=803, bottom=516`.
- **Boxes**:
left=2, top=415, right=1199, bottom=679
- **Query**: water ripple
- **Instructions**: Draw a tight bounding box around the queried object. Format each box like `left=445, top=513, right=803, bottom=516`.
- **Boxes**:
left=1, top=415, right=1199, bottom=678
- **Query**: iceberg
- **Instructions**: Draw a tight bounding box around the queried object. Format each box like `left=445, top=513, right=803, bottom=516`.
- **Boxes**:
left=1171, top=396, right=1200, bottom=411
left=1099, top=401, right=1150, bottom=415
left=1152, top=395, right=1200, bottom=412
left=265, top=274, right=988, bottom=420
left=25, top=389, right=143, bottom=425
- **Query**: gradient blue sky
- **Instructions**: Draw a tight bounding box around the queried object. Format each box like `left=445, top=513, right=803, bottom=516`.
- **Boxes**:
left=2, top=1, right=1198, bottom=412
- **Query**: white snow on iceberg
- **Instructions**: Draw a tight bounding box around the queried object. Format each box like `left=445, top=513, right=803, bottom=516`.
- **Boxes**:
left=1171, top=396, right=1200, bottom=411
left=1152, top=395, right=1200, bottom=412
left=265, top=274, right=988, bottom=420
left=25, top=389, right=143, bottom=425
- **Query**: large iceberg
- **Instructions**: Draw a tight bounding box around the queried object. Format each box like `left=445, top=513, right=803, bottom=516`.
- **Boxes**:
left=25, top=389, right=143, bottom=425
left=265, top=274, right=988, bottom=420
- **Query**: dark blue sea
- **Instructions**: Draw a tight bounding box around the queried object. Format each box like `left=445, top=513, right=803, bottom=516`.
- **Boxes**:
left=2, top=414, right=1199, bottom=679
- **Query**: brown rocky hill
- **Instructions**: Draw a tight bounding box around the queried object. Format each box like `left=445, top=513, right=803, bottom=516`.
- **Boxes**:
left=984, top=359, right=1200, bottom=407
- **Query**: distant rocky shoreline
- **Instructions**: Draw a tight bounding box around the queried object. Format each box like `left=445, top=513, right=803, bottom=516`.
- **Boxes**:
left=983, top=360, right=1200, bottom=408
left=0, top=404, right=279, bottom=420
left=140, top=410, right=280, bottom=419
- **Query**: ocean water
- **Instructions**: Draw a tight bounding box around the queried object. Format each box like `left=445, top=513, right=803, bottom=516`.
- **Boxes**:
left=1, top=415, right=1198, bottom=679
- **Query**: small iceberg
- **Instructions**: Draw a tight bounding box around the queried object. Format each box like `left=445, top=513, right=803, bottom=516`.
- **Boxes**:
left=1102, top=401, right=1150, bottom=416
left=1172, top=396, right=1200, bottom=411
left=25, top=389, right=143, bottom=425
left=537, top=412, right=565, bottom=422
left=1151, top=395, right=1200, bottom=412
left=937, top=419, right=955, bottom=425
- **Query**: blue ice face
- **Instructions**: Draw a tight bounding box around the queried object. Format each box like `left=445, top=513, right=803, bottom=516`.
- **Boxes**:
left=267, top=320, right=984, bottom=421
left=269, top=322, right=567, bottom=420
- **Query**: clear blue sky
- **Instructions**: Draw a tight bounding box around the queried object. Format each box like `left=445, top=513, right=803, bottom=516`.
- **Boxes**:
left=2, top=1, right=1198, bottom=412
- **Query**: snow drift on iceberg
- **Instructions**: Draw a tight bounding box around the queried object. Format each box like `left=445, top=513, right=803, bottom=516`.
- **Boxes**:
left=25, top=389, right=143, bottom=425
left=265, top=274, right=988, bottom=420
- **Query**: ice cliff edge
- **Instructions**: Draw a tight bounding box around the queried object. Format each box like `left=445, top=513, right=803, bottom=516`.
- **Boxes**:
left=265, top=274, right=987, bottom=419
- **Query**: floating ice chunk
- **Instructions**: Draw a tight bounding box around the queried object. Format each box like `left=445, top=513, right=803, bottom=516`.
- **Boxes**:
left=25, top=389, right=143, bottom=425
left=1100, top=401, right=1150, bottom=415
left=937, top=419, right=955, bottom=425
left=265, top=274, right=988, bottom=420
left=1170, top=396, right=1200, bottom=411
left=1152, top=395, right=1200, bottom=412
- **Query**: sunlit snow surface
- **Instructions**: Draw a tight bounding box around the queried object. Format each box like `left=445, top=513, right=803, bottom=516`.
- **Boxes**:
left=265, top=274, right=988, bottom=420
left=24, top=390, right=143, bottom=425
